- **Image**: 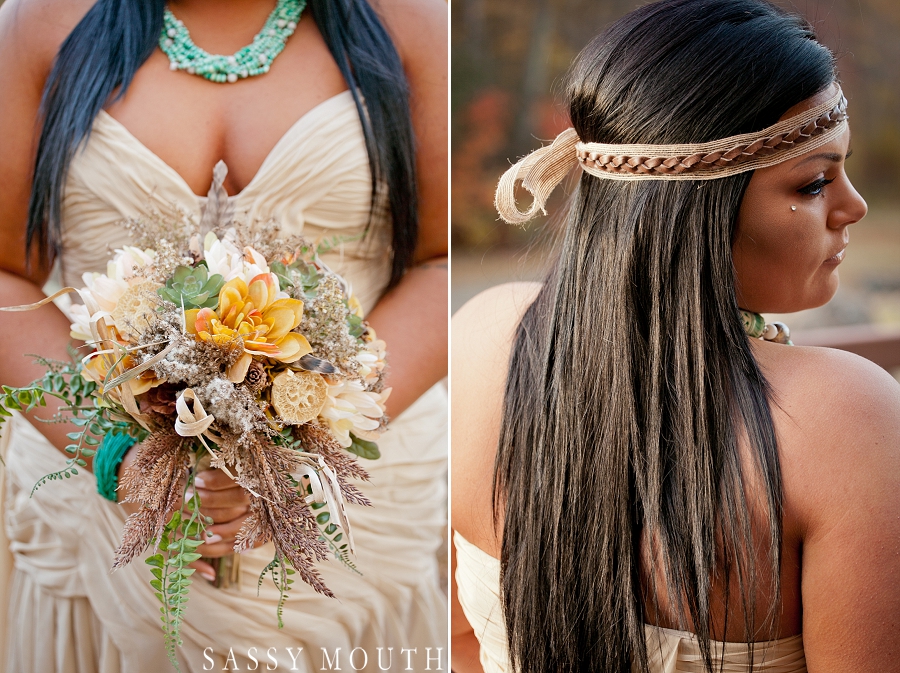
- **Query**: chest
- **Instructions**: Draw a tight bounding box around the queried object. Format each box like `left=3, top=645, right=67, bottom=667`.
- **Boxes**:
left=103, top=16, right=347, bottom=197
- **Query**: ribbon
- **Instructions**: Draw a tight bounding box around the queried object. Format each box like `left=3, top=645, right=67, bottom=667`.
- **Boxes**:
left=0, top=286, right=89, bottom=313
left=494, top=128, right=579, bottom=226
left=173, top=389, right=240, bottom=483
left=292, top=452, right=355, bottom=554
left=494, top=87, right=847, bottom=225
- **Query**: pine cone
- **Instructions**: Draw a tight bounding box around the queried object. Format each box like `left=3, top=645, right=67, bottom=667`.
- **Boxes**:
left=244, top=360, right=268, bottom=392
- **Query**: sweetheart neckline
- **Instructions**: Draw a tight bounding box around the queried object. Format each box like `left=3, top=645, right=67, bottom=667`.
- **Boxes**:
left=97, top=89, right=353, bottom=200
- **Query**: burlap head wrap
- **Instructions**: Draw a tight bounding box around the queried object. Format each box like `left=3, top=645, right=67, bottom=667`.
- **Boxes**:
left=495, top=87, right=848, bottom=225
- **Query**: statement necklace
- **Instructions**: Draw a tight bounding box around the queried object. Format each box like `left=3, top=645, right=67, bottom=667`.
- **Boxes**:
left=740, top=309, right=793, bottom=345
left=160, top=0, right=306, bottom=84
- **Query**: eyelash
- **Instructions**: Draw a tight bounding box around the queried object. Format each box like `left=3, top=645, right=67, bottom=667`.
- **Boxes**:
left=797, top=177, right=835, bottom=196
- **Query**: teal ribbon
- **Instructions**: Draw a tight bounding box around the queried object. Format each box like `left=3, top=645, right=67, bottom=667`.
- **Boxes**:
left=95, top=431, right=139, bottom=502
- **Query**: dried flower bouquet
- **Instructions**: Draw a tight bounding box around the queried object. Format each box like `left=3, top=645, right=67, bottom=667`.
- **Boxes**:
left=0, top=164, right=389, bottom=667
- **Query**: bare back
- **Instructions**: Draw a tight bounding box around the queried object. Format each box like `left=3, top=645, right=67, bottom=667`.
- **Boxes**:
left=452, top=281, right=900, bottom=670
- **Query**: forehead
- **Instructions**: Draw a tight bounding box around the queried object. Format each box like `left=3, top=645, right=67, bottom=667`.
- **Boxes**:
left=753, top=124, right=850, bottom=182
left=778, top=81, right=840, bottom=121
left=757, top=82, right=849, bottom=175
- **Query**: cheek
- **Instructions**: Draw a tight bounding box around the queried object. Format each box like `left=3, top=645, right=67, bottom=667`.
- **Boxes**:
left=732, top=196, right=826, bottom=310
left=733, top=209, right=796, bottom=281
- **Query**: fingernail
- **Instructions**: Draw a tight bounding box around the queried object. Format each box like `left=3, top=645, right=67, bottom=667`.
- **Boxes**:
left=194, top=477, right=206, bottom=488
left=201, top=569, right=216, bottom=582
left=205, top=534, right=222, bottom=544
left=184, top=488, right=194, bottom=500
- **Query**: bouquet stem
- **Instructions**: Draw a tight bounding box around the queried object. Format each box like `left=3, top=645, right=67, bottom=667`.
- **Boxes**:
left=205, top=553, right=241, bottom=589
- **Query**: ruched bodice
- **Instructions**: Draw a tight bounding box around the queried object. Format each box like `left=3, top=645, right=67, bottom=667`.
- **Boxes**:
left=453, top=532, right=806, bottom=673
left=2, top=90, right=448, bottom=673
left=61, top=90, right=392, bottom=314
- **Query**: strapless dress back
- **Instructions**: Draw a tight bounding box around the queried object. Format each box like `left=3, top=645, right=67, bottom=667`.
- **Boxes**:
left=2, top=91, right=448, bottom=673
left=453, top=531, right=806, bottom=673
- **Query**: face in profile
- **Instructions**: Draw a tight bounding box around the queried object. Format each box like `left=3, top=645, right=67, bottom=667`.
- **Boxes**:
left=732, top=84, right=868, bottom=314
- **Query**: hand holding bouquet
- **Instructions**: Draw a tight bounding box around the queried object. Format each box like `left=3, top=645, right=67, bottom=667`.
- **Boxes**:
left=0, top=164, right=390, bottom=666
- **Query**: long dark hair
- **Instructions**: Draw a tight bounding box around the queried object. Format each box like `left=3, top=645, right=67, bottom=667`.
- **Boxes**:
left=26, top=0, right=417, bottom=288
left=493, top=1, right=834, bottom=671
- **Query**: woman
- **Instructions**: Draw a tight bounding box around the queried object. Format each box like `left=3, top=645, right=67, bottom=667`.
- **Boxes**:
left=451, top=1, right=900, bottom=671
left=0, top=0, right=447, bottom=670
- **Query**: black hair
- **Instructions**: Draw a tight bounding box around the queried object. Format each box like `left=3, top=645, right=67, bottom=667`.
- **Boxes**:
left=26, top=0, right=417, bottom=288
left=493, top=1, right=835, bottom=671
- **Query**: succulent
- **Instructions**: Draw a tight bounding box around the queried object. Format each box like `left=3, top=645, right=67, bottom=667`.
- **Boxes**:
left=157, top=264, right=224, bottom=310
left=270, top=259, right=321, bottom=298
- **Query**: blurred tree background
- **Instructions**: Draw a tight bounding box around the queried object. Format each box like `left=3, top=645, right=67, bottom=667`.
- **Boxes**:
left=451, top=0, right=900, bottom=333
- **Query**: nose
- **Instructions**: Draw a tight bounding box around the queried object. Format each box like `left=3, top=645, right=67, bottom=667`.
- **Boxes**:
left=830, top=175, right=867, bottom=229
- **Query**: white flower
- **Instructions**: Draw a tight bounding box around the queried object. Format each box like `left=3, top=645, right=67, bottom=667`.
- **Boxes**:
left=319, top=379, right=388, bottom=448
left=203, top=230, right=277, bottom=289
left=110, top=246, right=156, bottom=279
left=203, top=231, right=244, bottom=281
left=82, top=246, right=157, bottom=312
left=69, top=300, right=93, bottom=341
left=356, top=340, right=387, bottom=387
left=70, top=246, right=156, bottom=339
left=242, top=245, right=271, bottom=280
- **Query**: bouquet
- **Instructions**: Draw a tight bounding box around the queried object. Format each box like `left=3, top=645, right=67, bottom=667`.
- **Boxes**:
left=0, top=164, right=389, bottom=667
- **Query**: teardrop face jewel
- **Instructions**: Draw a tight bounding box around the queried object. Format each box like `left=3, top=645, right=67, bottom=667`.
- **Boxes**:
left=160, top=0, right=305, bottom=84
left=791, top=205, right=797, bottom=211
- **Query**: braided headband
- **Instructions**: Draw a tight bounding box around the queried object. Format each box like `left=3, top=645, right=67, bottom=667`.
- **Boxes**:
left=496, top=87, right=847, bottom=224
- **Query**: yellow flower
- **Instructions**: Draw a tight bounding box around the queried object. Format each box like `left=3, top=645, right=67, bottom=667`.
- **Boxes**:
left=347, top=295, right=364, bottom=318
left=185, top=273, right=311, bottom=363
left=188, top=309, right=239, bottom=346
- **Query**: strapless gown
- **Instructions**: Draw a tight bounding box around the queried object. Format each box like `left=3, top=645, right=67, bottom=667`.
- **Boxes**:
left=453, top=532, right=806, bottom=673
left=0, top=91, right=448, bottom=673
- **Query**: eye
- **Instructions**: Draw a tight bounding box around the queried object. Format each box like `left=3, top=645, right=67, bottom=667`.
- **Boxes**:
left=797, top=177, right=835, bottom=196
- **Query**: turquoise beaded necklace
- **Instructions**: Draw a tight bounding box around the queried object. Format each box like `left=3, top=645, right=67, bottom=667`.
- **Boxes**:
left=159, top=0, right=306, bottom=84
left=740, top=309, right=793, bottom=345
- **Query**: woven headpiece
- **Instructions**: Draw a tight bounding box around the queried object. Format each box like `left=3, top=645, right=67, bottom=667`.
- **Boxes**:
left=495, top=87, right=847, bottom=224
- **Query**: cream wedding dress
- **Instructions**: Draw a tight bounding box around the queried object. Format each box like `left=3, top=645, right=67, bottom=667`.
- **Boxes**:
left=1, top=91, right=448, bottom=672
left=454, top=532, right=806, bottom=673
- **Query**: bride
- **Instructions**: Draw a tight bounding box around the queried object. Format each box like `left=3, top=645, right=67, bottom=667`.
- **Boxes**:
left=451, top=0, right=900, bottom=671
left=0, top=0, right=447, bottom=670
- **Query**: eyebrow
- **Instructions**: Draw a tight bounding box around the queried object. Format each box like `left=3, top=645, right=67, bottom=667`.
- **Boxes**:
left=792, top=148, right=853, bottom=170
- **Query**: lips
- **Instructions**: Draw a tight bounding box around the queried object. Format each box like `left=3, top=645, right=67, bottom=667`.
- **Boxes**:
left=825, top=246, right=846, bottom=264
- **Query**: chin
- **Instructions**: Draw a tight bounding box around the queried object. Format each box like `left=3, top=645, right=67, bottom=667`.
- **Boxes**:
left=795, top=273, right=840, bottom=313
left=751, top=276, right=840, bottom=314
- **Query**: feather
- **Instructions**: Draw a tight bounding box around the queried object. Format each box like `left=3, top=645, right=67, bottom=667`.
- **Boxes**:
left=294, top=354, right=338, bottom=374
left=198, top=161, right=235, bottom=236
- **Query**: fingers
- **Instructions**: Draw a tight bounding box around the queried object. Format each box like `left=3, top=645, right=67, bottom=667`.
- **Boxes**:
left=197, top=513, right=267, bottom=557
left=191, top=485, right=250, bottom=510
left=198, top=505, right=249, bottom=524
left=205, top=512, right=252, bottom=539
left=196, top=541, right=240, bottom=558
left=188, top=559, right=217, bottom=583
left=193, top=468, right=237, bottom=491
left=187, top=478, right=251, bottom=524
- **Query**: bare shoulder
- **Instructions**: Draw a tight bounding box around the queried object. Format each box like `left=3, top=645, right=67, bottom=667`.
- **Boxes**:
left=452, top=282, right=543, bottom=401
left=759, top=342, right=900, bottom=455
left=453, top=282, right=542, bottom=360
left=451, top=282, right=541, bottom=553
left=0, top=0, right=97, bottom=283
left=0, top=0, right=96, bottom=73
left=758, top=341, right=900, bottom=525
left=369, top=0, right=447, bottom=60
left=759, top=343, right=900, bottom=667
left=364, top=0, right=447, bottom=260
